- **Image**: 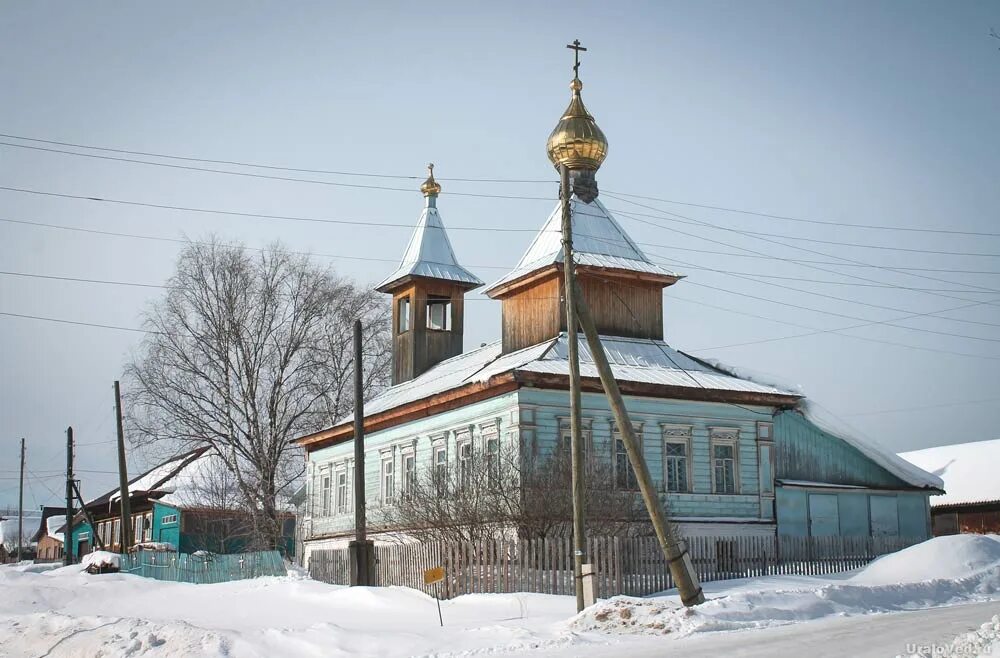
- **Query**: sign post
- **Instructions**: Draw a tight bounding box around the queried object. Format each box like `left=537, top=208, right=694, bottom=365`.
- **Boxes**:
left=424, top=566, right=446, bottom=627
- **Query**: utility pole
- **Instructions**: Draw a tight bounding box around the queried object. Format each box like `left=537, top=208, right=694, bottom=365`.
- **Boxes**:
left=560, top=163, right=588, bottom=612
left=114, top=381, right=132, bottom=552
left=72, top=481, right=104, bottom=551
left=573, top=282, right=705, bottom=606
left=349, top=319, right=374, bottom=586
left=17, top=438, right=25, bottom=562
left=64, top=426, right=74, bottom=566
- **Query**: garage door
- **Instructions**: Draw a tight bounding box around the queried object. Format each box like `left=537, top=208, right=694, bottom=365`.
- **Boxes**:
left=808, top=494, right=840, bottom=537
left=870, top=495, right=899, bottom=537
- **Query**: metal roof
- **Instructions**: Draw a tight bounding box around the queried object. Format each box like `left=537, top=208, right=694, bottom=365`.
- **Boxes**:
left=900, top=438, right=1000, bottom=505
left=484, top=198, right=680, bottom=294
left=334, top=333, right=797, bottom=426
left=376, top=200, right=483, bottom=292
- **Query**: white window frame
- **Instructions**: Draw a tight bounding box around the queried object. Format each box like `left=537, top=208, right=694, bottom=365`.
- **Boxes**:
left=397, top=296, right=411, bottom=333
left=380, top=454, right=395, bottom=503
left=661, top=424, right=692, bottom=494
left=320, top=472, right=332, bottom=516
left=457, top=437, right=473, bottom=490
left=335, top=467, right=349, bottom=514
left=710, top=428, right=740, bottom=495
left=401, top=448, right=417, bottom=497
left=612, top=423, right=644, bottom=491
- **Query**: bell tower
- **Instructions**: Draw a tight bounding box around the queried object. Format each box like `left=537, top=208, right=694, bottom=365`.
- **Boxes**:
left=376, top=165, right=483, bottom=384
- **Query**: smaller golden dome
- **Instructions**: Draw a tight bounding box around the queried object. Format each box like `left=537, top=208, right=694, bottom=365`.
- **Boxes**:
left=420, top=163, right=441, bottom=197
left=546, top=78, right=608, bottom=172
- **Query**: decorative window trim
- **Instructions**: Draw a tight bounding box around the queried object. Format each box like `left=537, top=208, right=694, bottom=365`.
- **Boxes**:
left=661, top=424, right=692, bottom=494
left=709, top=428, right=740, bottom=495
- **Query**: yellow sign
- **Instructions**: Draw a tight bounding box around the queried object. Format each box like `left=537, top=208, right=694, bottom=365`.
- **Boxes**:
left=423, top=566, right=445, bottom=585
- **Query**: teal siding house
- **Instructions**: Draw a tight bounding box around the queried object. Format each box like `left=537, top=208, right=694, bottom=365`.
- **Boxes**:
left=295, top=89, right=943, bottom=559
left=67, top=448, right=295, bottom=561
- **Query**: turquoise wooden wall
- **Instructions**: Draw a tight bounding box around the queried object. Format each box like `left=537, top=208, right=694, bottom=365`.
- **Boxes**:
left=307, top=390, right=521, bottom=536
left=773, top=410, right=909, bottom=488
left=776, top=487, right=931, bottom=540
left=153, top=502, right=181, bottom=548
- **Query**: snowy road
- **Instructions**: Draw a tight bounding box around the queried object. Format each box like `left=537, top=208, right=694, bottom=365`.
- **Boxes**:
left=545, top=601, right=1000, bottom=657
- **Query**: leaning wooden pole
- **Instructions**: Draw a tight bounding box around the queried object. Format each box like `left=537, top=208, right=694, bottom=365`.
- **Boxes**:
left=573, top=280, right=706, bottom=606
left=559, top=164, right=588, bottom=612
left=114, top=381, right=132, bottom=552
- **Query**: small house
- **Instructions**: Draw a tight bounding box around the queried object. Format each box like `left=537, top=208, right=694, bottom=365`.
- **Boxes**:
left=31, top=507, right=66, bottom=562
left=900, top=438, right=1000, bottom=535
left=66, top=447, right=295, bottom=559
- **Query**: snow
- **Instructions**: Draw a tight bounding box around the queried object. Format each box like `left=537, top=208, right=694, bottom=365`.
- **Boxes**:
left=900, top=438, right=1000, bottom=507
left=799, top=400, right=944, bottom=490
left=46, top=515, right=66, bottom=542
left=81, top=551, right=120, bottom=570
left=1, top=536, right=998, bottom=656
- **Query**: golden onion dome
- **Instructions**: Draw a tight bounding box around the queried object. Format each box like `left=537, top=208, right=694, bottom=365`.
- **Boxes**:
left=546, top=78, right=608, bottom=172
left=420, top=163, right=441, bottom=197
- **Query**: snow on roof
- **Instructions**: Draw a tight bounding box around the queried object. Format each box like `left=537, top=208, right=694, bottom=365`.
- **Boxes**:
left=798, top=401, right=943, bottom=491
left=104, top=449, right=234, bottom=510
left=335, top=333, right=798, bottom=427
left=484, top=198, right=680, bottom=294
left=899, top=438, right=1000, bottom=506
left=375, top=201, right=483, bottom=292
left=46, top=515, right=66, bottom=542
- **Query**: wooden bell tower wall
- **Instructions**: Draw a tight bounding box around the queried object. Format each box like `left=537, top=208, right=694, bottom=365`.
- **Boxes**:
left=391, top=278, right=467, bottom=385
left=499, top=267, right=666, bottom=354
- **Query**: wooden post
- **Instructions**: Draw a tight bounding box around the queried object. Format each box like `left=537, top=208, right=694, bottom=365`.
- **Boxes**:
left=573, top=282, right=706, bottom=606
left=64, top=426, right=74, bottom=566
left=72, top=481, right=104, bottom=551
left=350, top=319, right=375, bottom=585
left=114, top=381, right=132, bottom=552
left=17, top=438, right=24, bottom=562
left=559, top=163, right=588, bottom=612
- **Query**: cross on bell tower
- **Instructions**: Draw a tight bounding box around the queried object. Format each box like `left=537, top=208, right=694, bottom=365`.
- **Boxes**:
left=567, top=39, right=587, bottom=79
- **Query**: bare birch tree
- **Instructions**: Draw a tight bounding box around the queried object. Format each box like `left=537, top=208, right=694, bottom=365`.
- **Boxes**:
left=126, top=239, right=390, bottom=549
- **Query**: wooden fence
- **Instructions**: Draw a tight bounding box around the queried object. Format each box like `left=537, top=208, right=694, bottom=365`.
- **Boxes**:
left=308, top=535, right=920, bottom=598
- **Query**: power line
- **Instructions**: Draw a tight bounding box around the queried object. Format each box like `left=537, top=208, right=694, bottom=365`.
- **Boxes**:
left=0, top=141, right=555, bottom=201
left=5, top=184, right=1000, bottom=276
left=669, top=294, right=1000, bottom=360
left=2, top=131, right=991, bottom=237
left=0, top=132, right=554, bottom=184
left=604, top=189, right=1000, bottom=238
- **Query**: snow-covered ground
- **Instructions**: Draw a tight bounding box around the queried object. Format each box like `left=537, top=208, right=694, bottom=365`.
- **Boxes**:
left=1, top=535, right=998, bottom=657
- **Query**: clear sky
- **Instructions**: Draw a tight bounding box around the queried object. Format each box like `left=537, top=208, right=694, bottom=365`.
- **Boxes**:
left=2, top=1, right=998, bottom=509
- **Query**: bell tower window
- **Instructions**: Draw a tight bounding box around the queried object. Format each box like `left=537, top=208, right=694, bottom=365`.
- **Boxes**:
left=397, top=296, right=411, bottom=334
left=426, top=295, right=452, bottom=331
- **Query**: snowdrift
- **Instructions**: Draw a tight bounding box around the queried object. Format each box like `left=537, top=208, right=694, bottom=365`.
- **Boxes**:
left=570, top=535, right=1000, bottom=637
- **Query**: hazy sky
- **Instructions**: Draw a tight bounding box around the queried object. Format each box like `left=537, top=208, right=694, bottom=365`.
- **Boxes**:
left=2, top=1, right=998, bottom=509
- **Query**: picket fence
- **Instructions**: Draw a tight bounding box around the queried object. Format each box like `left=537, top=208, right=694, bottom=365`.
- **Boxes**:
left=119, top=550, right=286, bottom=584
left=308, top=535, right=920, bottom=598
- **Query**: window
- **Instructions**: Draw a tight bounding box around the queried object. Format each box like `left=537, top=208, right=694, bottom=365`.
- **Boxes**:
left=433, top=444, right=448, bottom=490
left=486, top=436, right=500, bottom=485
left=662, top=425, right=691, bottom=493
left=321, top=474, right=332, bottom=516
left=664, top=442, right=689, bottom=493
left=142, top=512, right=152, bottom=542
left=426, top=295, right=452, bottom=331
left=458, top=441, right=473, bottom=489
left=614, top=435, right=639, bottom=491
left=161, top=514, right=178, bottom=525
left=335, top=470, right=349, bottom=514
left=397, top=296, right=411, bottom=333
left=402, top=452, right=417, bottom=496
left=381, top=456, right=395, bottom=502
left=557, top=419, right=591, bottom=466
left=112, top=518, right=120, bottom=547
left=712, top=442, right=737, bottom=494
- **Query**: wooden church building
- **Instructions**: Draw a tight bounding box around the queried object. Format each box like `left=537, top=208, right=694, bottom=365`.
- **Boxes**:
left=295, top=64, right=942, bottom=559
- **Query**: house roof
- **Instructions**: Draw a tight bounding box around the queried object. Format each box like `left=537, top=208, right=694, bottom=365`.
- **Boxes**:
left=484, top=198, right=681, bottom=295
left=323, top=333, right=800, bottom=430
left=30, top=506, right=67, bottom=543
left=375, top=201, right=483, bottom=293
left=899, top=438, right=1000, bottom=506
left=79, top=447, right=213, bottom=513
